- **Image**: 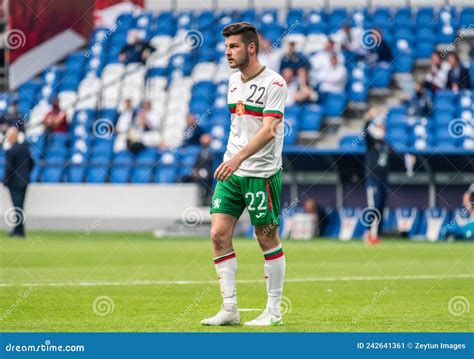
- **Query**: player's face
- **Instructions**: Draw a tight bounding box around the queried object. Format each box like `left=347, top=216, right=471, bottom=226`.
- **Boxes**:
left=224, top=35, right=249, bottom=69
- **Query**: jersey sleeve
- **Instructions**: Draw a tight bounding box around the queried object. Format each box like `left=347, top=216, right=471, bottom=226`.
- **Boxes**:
left=263, top=78, right=287, bottom=119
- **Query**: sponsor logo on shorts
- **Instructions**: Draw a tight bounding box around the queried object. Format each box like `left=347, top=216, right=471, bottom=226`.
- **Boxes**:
left=213, top=198, right=221, bottom=209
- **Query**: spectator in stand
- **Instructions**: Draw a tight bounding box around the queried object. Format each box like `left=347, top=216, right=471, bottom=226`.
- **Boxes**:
left=282, top=68, right=317, bottom=106
left=371, top=29, right=392, bottom=64
left=424, top=51, right=450, bottom=92
left=191, top=134, right=215, bottom=205
left=447, top=53, right=472, bottom=92
left=309, top=39, right=345, bottom=88
left=279, top=41, right=309, bottom=73
left=116, top=98, right=136, bottom=134
left=407, top=82, right=433, bottom=118
left=119, top=31, right=155, bottom=65
left=315, top=53, right=348, bottom=95
left=258, top=33, right=283, bottom=72
left=43, top=97, right=67, bottom=134
left=126, top=100, right=161, bottom=154
left=114, top=98, right=137, bottom=152
left=2, top=101, right=25, bottom=132
left=182, top=113, right=204, bottom=147
left=332, top=24, right=364, bottom=55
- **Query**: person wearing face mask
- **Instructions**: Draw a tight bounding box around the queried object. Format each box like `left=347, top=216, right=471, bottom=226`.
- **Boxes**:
left=2, top=127, right=34, bottom=238
left=363, top=109, right=390, bottom=245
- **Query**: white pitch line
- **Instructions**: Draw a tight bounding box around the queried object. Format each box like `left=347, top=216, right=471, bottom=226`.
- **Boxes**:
left=0, top=273, right=472, bottom=288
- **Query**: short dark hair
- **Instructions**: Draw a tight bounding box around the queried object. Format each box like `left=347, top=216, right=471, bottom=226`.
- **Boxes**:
left=222, top=22, right=259, bottom=53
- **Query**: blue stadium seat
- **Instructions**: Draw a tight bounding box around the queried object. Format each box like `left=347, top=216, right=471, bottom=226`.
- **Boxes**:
left=323, top=93, right=346, bottom=117
left=177, top=146, right=200, bottom=179
left=155, top=151, right=178, bottom=183
left=86, top=164, right=109, bottom=183
left=66, top=165, right=87, bottom=183
left=110, top=165, right=132, bottom=184
left=370, top=64, right=392, bottom=88
left=135, top=148, right=159, bottom=166
left=394, top=7, right=413, bottom=28
left=131, top=165, right=154, bottom=183
left=301, top=104, right=322, bottom=132
left=42, top=165, right=64, bottom=183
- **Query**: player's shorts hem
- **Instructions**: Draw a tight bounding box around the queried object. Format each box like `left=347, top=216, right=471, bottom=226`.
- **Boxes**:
left=252, top=219, right=281, bottom=227
left=209, top=208, right=242, bottom=219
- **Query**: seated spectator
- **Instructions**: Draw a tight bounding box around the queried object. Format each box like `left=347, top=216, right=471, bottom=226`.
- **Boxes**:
left=371, top=29, right=392, bottom=64
left=279, top=41, right=309, bottom=73
left=115, top=98, right=136, bottom=134
left=424, top=51, right=450, bottom=92
left=282, top=68, right=317, bottom=106
left=447, top=53, right=472, bottom=92
left=407, top=82, right=433, bottom=118
left=43, top=98, right=67, bottom=134
left=258, top=33, right=283, bottom=72
left=114, top=100, right=161, bottom=153
left=332, top=24, right=364, bottom=54
left=119, top=32, right=155, bottom=65
left=315, top=53, right=348, bottom=94
left=309, top=39, right=345, bottom=88
left=127, top=100, right=161, bottom=153
left=191, top=134, right=214, bottom=205
left=182, top=113, right=204, bottom=147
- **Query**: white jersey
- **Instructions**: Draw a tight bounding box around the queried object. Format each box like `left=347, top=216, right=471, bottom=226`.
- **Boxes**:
left=225, top=66, right=287, bottom=178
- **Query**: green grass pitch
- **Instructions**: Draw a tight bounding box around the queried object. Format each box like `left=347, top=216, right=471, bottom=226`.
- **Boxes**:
left=0, top=231, right=472, bottom=332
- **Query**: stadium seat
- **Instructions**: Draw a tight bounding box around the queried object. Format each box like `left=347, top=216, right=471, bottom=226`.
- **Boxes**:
left=417, top=208, right=450, bottom=241
left=66, top=165, right=87, bottom=183
left=42, top=165, right=64, bottom=183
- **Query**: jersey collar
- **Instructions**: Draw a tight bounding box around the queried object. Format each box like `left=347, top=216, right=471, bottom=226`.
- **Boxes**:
left=241, top=65, right=266, bottom=83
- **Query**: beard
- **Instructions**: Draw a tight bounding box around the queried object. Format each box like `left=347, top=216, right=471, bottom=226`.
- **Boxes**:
left=229, top=51, right=250, bottom=69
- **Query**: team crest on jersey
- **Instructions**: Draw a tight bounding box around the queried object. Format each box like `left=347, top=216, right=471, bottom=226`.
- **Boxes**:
left=236, top=101, right=245, bottom=116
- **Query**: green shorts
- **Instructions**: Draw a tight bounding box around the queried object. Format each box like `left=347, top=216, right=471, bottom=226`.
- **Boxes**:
left=210, top=170, right=282, bottom=226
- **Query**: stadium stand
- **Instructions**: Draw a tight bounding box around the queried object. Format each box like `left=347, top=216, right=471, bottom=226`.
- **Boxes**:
left=1, top=4, right=473, bottom=239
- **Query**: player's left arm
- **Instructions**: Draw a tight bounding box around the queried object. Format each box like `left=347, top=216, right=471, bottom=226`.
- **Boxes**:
left=214, top=79, right=287, bottom=181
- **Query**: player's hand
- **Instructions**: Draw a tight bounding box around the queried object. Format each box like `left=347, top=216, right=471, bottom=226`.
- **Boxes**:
left=214, top=155, right=242, bottom=181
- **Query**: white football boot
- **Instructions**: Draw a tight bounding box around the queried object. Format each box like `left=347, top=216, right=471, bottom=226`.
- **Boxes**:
left=201, top=304, right=240, bottom=326
left=244, top=308, right=282, bottom=326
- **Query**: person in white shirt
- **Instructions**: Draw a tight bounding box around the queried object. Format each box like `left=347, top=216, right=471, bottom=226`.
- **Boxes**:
left=115, top=98, right=135, bottom=134
left=317, top=53, right=348, bottom=94
left=282, top=68, right=317, bottom=106
left=424, top=51, right=451, bottom=92
left=114, top=98, right=136, bottom=152
left=257, top=33, right=283, bottom=72
left=309, top=39, right=345, bottom=88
